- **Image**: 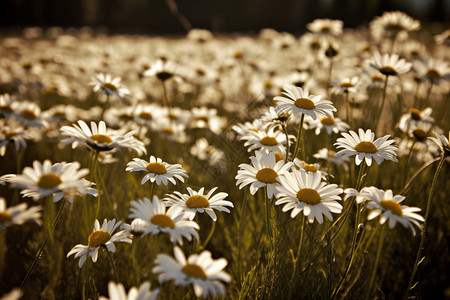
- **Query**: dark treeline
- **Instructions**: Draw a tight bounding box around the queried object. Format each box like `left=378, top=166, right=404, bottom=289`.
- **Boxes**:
left=0, top=0, right=448, bottom=34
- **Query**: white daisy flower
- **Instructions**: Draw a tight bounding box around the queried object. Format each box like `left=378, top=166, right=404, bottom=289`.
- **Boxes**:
left=274, top=85, right=336, bottom=120
left=90, top=73, right=130, bottom=100
left=370, top=11, right=420, bottom=41
left=309, top=115, right=349, bottom=135
left=120, top=218, right=149, bottom=238
left=398, top=107, right=434, bottom=136
left=292, top=158, right=328, bottom=180
left=334, top=128, right=398, bottom=166
left=99, top=281, right=159, bottom=300
left=12, top=101, right=48, bottom=129
left=275, top=170, right=343, bottom=223
left=126, top=155, right=188, bottom=186
left=364, top=187, right=424, bottom=236
left=61, top=120, right=146, bottom=155
left=164, top=187, right=233, bottom=221
left=129, top=196, right=199, bottom=245
left=235, top=150, right=293, bottom=198
left=8, top=160, right=95, bottom=202
left=0, top=94, right=14, bottom=118
left=0, top=121, right=30, bottom=156
left=144, top=59, right=178, bottom=82
left=67, top=219, right=131, bottom=268
left=369, top=51, right=412, bottom=77
left=313, top=147, right=349, bottom=170
left=152, top=246, right=231, bottom=298
left=307, top=18, right=343, bottom=37
left=0, top=197, right=42, bottom=230
left=429, top=131, right=450, bottom=156
left=243, top=125, right=292, bottom=156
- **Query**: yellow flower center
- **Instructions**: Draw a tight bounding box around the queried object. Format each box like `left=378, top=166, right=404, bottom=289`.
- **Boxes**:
left=37, top=173, right=62, bottom=189
left=186, top=195, right=210, bottom=208
left=0, top=212, right=12, bottom=224
left=321, top=117, right=335, bottom=126
left=379, top=66, right=397, bottom=76
left=195, top=116, right=209, bottom=123
left=168, top=113, right=178, bottom=120
left=139, top=112, right=153, bottom=120
left=90, top=134, right=113, bottom=144
left=156, top=71, right=173, bottom=81
left=181, top=264, right=207, bottom=279
left=371, top=75, right=384, bottom=82
left=380, top=200, right=403, bottom=216
left=0, top=106, right=13, bottom=113
left=4, top=131, right=17, bottom=140
left=274, top=152, right=283, bottom=162
left=328, top=150, right=336, bottom=156
left=355, top=141, right=378, bottom=153
left=303, top=164, right=318, bottom=173
left=297, top=188, right=321, bottom=205
left=294, top=98, right=316, bottom=110
left=234, top=51, right=243, bottom=59
left=255, top=168, right=278, bottom=184
left=264, top=81, right=273, bottom=88
left=339, top=82, right=353, bottom=88
left=320, top=26, right=331, bottom=33
left=409, top=108, right=421, bottom=121
left=118, top=114, right=133, bottom=121
left=385, top=23, right=405, bottom=33
left=196, top=68, right=206, bottom=76
left=260, top=136, right=279, bottom=146
left=22, top=109, right=37, bottom=120
left=103, top=82, right=118, bottom=92
left=145, top=162, right=167, bottom=175
left=413, top=128, right=427, bottom=141
left=425, top=69, right=441, bottom=79
left=163, top=128, right=174, bottom=134
left=88, top=230, right=111, bottom=247
left=150, top=214, right=175, bottom=229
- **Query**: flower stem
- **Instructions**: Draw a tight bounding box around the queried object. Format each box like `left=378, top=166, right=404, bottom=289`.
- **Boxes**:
left=403, top=140, right=417, bottom=187
left=375, top=75, right=389, bottom=132
left=93, top=151, right=101, bottom=222
left=423, top=81, right=433, bottom=109
left=367, top=225, right=386, bottom=299
left=105, top=247, right=119, bottom=283
left=405, top=155, right=446, bottom=299
left=400, top=156, right=440, bottom=195
left=100, top=94, right=110, bottom=120
left=282, top=124, right=290, bottom=162
left=199, top=219, right=216, bottom=251
left=288, top=214, right=306, bottom=297
left=292, top=113, right=305, bottom=161
left=264, top=188, right=272, bottom=241
left=20, top=199, right=66, bottom=288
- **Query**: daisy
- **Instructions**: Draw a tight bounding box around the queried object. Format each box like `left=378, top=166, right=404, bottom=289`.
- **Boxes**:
left=0, top=94, right=14, bottom=119
left=274, top=85, right=336, bottom=120
left=293, top=158, right=328, bottom=179
left=0, top=197, right=42, bottom=230
left=334, top=129, right=398, bottom=166
left=235, top=150, right=293, bottom=198
left=8, top=160, right=96, bottom=202
left=90, top=73, right=130, bottom=100
left=369, top=52, right=412, bottom=77
left=398, top=107, right=434, bottom=136
left=12, top=101, right=48, bottom=129
left=152, top=246, right=231, bottom=298
left=309, top=115, right=349, bottom=135
left=99, top=281, right=159, bottom=300
left=434, top=29, right=450, bottom=46
left=364, top=187, right=424, bottom=235
left=129, top=196, right=199, bottom=245
left=370, top=11, right=420, bottom=41
left=334, top=76, right=359, bottom=94
left=0, top=121, right=30, bottom=156
left=313, top=147, right=350, bottom=169
left=164, top=187, right=233, bottom=221
left=429, top=131, right=450, bottom=156
left=307, top=19, right=343, bottom=37
left=275, top=170, right=343, bottom=223
left=61, top=120, right=146, bottom=155
left=67, top=219, right=131, bottom=268
left=413, top=58, right=450, bottom=84
left=120, top=218, right=149, bottom=238
left=144, top=59, right=178, bottom=82
left=126, top=155, right=188, bottom=186
left=243, top=125, right=292, bottom=155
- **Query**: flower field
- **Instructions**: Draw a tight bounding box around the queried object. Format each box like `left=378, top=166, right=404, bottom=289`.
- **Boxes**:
left=0, top=11, right=449, bottom=300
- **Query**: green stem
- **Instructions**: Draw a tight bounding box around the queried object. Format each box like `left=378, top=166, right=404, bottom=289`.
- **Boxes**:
left=282, top=124, right=290, bottom=162
left=405, top=155, right=446, bottom=299
left=345, top=91, right=351, bottom=128
left=199, top=219, right=216, bottom=251
left=292, top=113, right=305, bottom=161
left=403, top=140, right=417, bottom=188
left=20, top=199, right=66, bottom=288
left=400, top=157, right=441, bottom=195
left=105, top=247, right=119, bottom=283
left=423, top=81, right=433, bottom=109
left=290, top=215, right=306, bottom=282
left=149, top=181, right=156, bottom=200
left=375, top=75, right=389, bottom=132
left=264, top=188, right=272, bottom=241
left=96, top=161, right=118, bottom=219
left=367, top=225, right=386, bottom=299
left=93, top=151, right=101, bottom=222
left=100, top=94, right=110, bottom=120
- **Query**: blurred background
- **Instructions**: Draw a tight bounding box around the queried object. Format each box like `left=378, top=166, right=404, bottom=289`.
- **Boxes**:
left=0, top=0, right=449, bottom=35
